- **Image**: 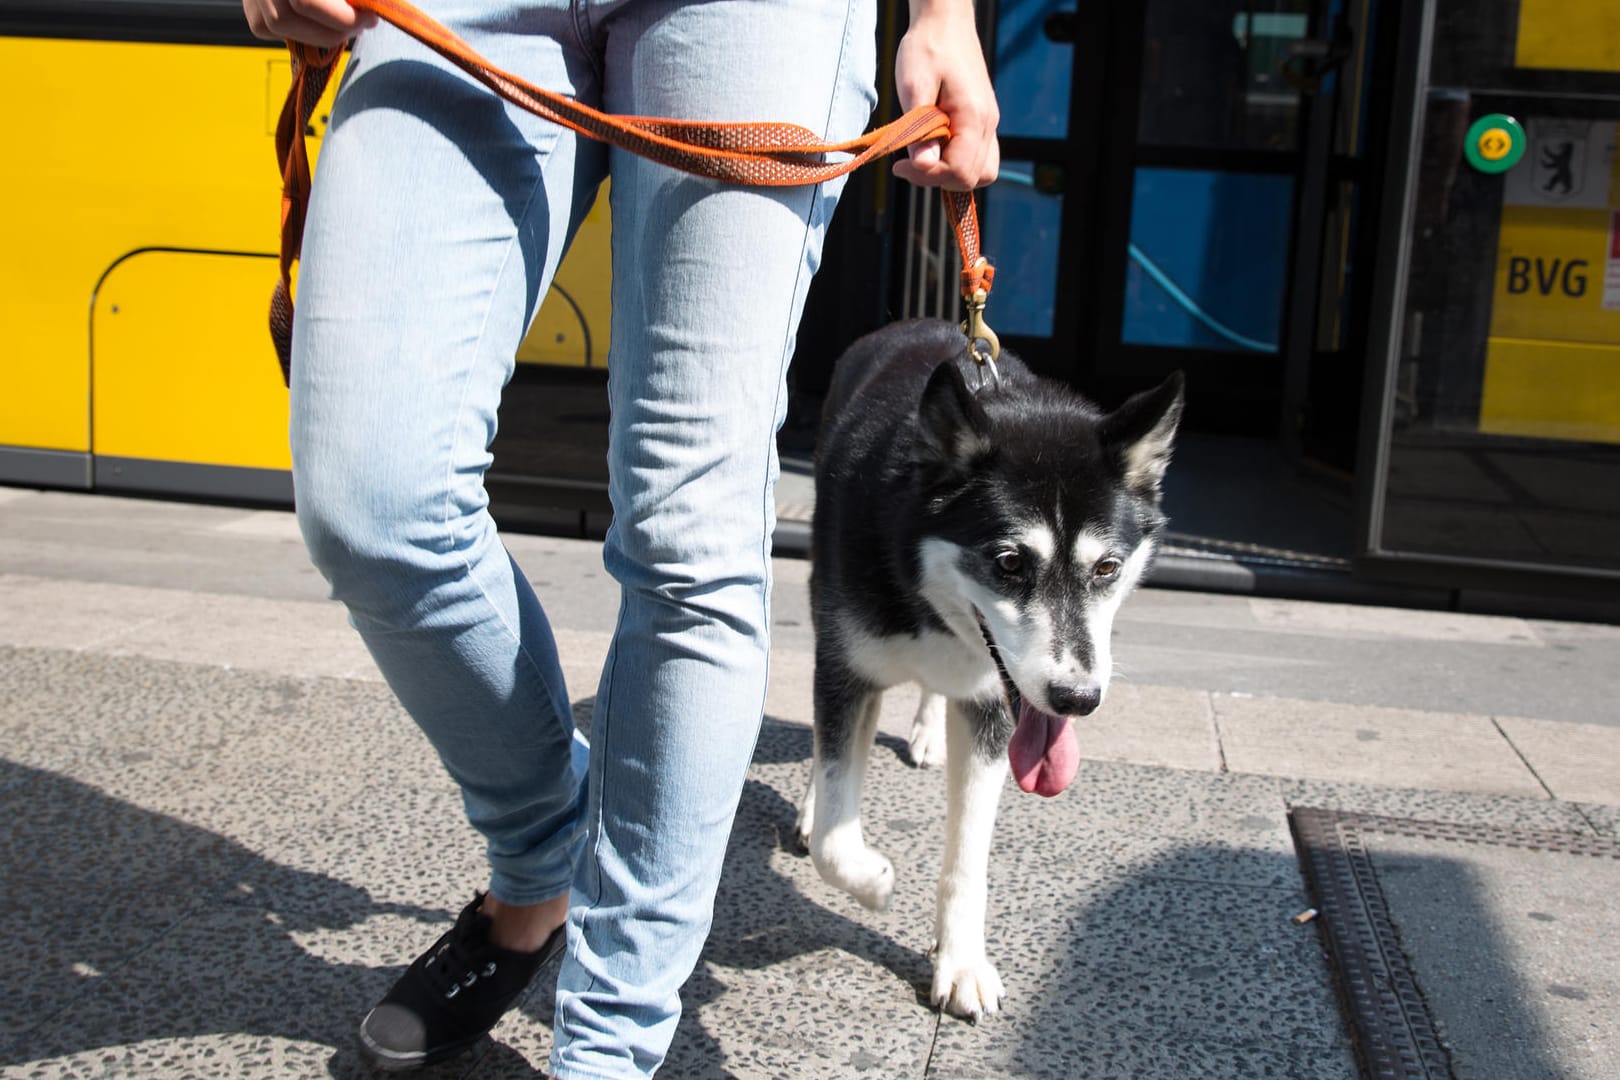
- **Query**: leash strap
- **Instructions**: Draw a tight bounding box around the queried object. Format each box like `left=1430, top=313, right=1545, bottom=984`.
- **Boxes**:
left=271, top=0, right=995, bottom=382
left=271, top=41, right=343, bottom=385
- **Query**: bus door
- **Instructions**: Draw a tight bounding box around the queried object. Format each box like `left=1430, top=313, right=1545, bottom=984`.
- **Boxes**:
left=939, top=0, right=1389, bottom=474
left=1359, top=0, right=1620, bottom=596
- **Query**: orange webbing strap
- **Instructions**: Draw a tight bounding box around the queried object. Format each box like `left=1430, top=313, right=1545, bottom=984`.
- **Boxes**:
left=272, top=41, right=343, bottom=384
left=945, top=187, right=997, bottom=364
left=271, top=0, right=992, bottom=382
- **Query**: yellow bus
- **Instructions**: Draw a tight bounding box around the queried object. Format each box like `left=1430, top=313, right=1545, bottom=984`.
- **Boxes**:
left=0, top=0, right=611, bottom=507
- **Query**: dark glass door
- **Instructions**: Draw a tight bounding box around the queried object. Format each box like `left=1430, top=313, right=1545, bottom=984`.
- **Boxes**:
left=1091, top=0, right=1343, bottom=436
left=1358, top=0, right=1620, bottom=594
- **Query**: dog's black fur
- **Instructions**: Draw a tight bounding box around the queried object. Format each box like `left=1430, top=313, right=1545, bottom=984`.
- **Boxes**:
left=799, top=318, right=1182, bottom=1018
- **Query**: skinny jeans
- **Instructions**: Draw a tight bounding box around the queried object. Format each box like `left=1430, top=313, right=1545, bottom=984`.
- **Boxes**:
left=287, top=2, right=877, bottom=1075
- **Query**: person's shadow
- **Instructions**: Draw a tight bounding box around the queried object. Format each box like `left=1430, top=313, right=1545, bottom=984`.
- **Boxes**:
left=0, top=752, right=501, bottom=1077
left=0, top=715, right=933, bottom=1079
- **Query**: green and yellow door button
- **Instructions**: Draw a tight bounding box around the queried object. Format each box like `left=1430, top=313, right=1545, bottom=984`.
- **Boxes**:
left=1464, top=113, right=1526, bottom=174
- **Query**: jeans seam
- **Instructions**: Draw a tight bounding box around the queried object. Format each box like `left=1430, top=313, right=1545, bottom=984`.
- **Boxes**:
left=570, top=569, right=622, bottom=1009
left=570, top=0, right=604, bottom=83
left=756, top=0, right=859, bottom=603
left=440, top=148, right=576, bottom=739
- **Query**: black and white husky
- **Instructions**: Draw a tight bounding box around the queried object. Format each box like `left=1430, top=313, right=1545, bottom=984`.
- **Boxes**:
left=796, top=319, right=1182, bottom=1019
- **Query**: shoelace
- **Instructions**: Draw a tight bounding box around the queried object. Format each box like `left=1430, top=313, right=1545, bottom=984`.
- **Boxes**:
left=421, top=913, right=499, bottom=1000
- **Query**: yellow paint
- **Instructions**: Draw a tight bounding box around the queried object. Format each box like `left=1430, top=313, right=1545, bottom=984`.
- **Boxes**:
left=1477, top=127, right=1512, bottom=161
left=1613, top=129, right=1620, bottom=208
left=516, top=184, right=614, bottom=368
left=1489, top=206, right=1617, bottom=346
left=1, top=38, right=296, bottom=454
left=93, top=252, right=293, bottom=468
left=1516, top=0, right=1620, bottom=74
left=3, top=34, right=612, bottom=475
left=1480, top=338, right=1620, bottom=444
left=1483, top=204, right=1620, bottom=442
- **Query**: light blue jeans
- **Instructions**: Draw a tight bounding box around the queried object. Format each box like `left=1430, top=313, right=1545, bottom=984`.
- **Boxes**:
left=287, top=1, right=876, bottom=1075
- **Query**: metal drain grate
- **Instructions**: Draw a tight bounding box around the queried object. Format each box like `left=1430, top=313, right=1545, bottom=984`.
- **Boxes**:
left=1289, top=808, right=1620, bottom=1080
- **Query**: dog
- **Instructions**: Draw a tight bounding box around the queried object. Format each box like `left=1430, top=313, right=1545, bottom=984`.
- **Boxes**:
left=795, top=318, right=1182, bottom=1019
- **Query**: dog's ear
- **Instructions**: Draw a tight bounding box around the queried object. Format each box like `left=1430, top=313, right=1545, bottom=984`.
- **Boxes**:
left=916, top=361, right=993, bottom=473
left=1099, top=371, right=1184, bottom=496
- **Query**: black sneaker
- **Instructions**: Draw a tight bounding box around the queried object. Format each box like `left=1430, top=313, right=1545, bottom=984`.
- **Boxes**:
left=357, top=892, right=566, bottom=1071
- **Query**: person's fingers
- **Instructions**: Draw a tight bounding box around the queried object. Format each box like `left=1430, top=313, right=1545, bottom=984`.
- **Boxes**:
left=893, top=118, right=998, bottom=190
left=938, top=102, right=999, bottom=188
left=907, top=139, right=944, bottom=169
left=243, top=0, right=374, bottom=46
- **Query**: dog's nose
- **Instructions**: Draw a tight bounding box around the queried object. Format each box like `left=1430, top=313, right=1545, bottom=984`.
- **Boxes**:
left=1047, top=683, right=1101, bottom=716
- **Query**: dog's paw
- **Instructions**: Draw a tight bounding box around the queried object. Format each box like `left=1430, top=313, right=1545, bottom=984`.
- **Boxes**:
left=793, top=792, right=815, bottom=854
left=813, top=843, right=896, bottom=912
left=931, top=955, right=1006, bottom=1021
left=907, top=694, right=947, bottom=768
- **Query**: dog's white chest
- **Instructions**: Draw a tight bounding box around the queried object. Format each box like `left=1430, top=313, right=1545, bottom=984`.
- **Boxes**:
left=838, top=619, right=1000, bottom=700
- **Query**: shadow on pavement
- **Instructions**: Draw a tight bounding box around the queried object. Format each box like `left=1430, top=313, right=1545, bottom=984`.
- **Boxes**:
left=0, top=756, right=497, bottom=1077
left=0, top=719, right=926, bottom=1079
left=5, top=718, right=1577, bottom=1079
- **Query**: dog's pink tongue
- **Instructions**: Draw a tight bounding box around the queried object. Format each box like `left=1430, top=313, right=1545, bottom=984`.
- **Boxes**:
left=1009, top=701, right=1079, bottom=796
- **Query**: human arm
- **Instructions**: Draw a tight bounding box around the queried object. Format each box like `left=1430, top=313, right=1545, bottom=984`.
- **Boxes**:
left=892, top=0, right=1000, bottom=190
left=242, top=0, right=376, bottom=48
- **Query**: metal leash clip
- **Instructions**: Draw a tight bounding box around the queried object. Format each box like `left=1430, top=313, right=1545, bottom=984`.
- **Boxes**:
left=962, top=291, right=1001, bottom=391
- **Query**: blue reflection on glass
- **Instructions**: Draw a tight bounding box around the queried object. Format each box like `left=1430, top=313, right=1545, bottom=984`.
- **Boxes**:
left=994, top=0, right=1075, bottom=140
left=1122, top=168, right=1291, bottom=354
left=984, top=164, right=1061, bottom=338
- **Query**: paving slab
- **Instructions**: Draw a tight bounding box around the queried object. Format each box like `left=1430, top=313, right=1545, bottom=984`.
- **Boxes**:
left=1214, top=692, right=1548, bottom=797
left=1370, top=833, right=1620, bottom=1080
left=1247, top=597, right=1545, bottom=645
left=928, top=795, right=1355, bottom=1078
left=1293, top=810, right=1620, bottom=1080
left=1281, top=776, right=1597, bottom=834
left=0, top=573, right=200, bottom=652
left=10, top=904, right=467, bottom=1079
left=1495, top=715, right=1620, bottom=806
left=1113, top=590, right=1620, bottom=727
left=1580, top=803, right=1620, bottom=837
left=0, top=493, right=331, bottom=603
left=1072, top=683, right=1221, bottom=772
left=102, top=589, right=377, bottom=680
left=0, top=881, right=193, bottom=1040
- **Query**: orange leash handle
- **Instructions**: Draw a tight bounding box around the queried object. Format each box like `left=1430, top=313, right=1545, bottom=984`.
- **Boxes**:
left=271, top=41, right=344, bottom=384
left=272, top=0, right=992, bottom=381
left=346, top=0, right=954, bottom=184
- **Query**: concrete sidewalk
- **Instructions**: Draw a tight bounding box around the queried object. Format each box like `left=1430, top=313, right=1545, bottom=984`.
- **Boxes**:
left=2, top=488, right=1618, bottom=1078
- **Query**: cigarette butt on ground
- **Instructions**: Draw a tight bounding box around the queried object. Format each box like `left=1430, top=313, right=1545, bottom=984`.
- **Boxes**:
left=1293, top=908, right=1319, bottom=925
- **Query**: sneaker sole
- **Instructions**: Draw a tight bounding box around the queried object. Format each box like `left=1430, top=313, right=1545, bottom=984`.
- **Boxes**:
left=357, top=1019, right=485, bottom=1072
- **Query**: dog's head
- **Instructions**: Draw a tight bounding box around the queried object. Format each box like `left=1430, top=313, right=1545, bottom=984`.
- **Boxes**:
left=912, top=360, right=1183, bottom=796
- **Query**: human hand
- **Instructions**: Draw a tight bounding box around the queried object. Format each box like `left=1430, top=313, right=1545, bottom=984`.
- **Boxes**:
left=242, top=0, right=376, bottom=47
left=892, top=0, right=1000, bottom=190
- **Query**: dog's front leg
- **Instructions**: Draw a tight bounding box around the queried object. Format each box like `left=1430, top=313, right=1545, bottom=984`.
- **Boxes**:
left=801, top=664, right=894, bottom=911
left=933, top=696, right=1012, bottom=1020
left=907, top=690, right=948, bottom=768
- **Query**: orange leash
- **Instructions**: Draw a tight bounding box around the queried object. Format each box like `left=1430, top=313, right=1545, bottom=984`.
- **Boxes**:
left=271, top=0, right=996, bottom=383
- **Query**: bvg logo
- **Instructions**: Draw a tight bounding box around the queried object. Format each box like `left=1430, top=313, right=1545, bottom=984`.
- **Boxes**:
left=1505, top=257, right=1589, bottom=298
left=1530, top=121, right=1588, bottom=203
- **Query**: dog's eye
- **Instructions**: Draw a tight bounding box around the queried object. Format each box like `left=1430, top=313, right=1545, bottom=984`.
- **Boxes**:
left=994, top=550, right=1024, bottom=575
left=1093, top=557, right=1123, bottom=581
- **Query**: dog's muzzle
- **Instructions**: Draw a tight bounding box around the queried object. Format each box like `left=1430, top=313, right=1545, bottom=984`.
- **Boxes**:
left=974, top=611, right=1081, bottom=797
